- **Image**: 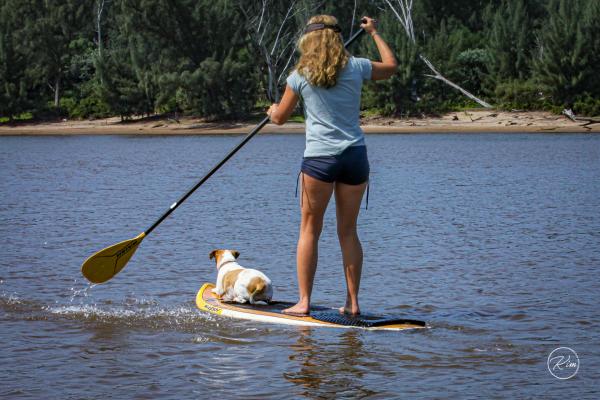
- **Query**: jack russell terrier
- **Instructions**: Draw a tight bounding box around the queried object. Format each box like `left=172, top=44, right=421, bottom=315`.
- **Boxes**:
left=210, top=249, right=273, bottom=304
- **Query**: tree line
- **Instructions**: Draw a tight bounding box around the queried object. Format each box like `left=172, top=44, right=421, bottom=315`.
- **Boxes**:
left=1, top=0, right=599, bottom=122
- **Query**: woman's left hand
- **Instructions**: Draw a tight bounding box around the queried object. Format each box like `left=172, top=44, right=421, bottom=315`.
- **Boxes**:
left=267, top=103, right=279, bottom=119
left=265, top=86, right=299, bottom=125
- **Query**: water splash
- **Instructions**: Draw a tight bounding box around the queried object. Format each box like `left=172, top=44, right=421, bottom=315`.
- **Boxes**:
left=46, top=303, right=211, bottom=330
left=1, top=289, right=215, bottom=332
left=68, top=281, right=97, bottom=303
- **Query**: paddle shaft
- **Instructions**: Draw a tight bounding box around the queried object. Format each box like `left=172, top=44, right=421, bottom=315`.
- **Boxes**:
left=145, top=28, right=366, bottom=236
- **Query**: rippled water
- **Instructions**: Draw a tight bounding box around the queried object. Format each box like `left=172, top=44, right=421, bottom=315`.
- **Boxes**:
left=1, top=133, right=599, bottom=398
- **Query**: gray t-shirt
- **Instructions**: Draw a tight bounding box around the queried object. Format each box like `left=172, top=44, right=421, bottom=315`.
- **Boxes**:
left=286, top=56, right=372, bottom=157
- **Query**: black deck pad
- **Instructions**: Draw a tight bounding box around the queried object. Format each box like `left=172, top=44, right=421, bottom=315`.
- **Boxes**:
left=221, top=300, right=330, bottom=313
left=310, top=311, right=426, bottom=328
left=220, top=300, right=426, bottom=327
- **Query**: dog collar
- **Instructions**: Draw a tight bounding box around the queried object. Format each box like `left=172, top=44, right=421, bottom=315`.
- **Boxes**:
left=304, top=23, right=342, bottom=34
left=217, top=259, right=237, bottom=270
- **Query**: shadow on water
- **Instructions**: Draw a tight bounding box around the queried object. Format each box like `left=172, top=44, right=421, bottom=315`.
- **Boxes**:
left=284, top=327, right=383, bottom=398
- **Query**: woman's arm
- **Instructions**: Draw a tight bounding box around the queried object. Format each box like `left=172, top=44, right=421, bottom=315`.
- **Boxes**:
left=267, top=85, right=299, bottom=125
left=361, top=16, right=397, bottom=80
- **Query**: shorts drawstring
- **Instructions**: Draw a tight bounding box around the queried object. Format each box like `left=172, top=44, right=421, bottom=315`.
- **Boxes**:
left=295, top=171, right=301, bottom=199
left=295, top=171, right=304, bottom=208
left=365, top=180, right=369, bottom=210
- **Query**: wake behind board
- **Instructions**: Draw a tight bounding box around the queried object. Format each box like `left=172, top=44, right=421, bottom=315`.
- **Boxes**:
left=196, top=283, right=426, bottom=331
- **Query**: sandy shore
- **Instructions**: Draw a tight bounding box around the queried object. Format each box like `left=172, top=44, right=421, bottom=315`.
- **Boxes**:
left=0, top=110, right=598, bottom=135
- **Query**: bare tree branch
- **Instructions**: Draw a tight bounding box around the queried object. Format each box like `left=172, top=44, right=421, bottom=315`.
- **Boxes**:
left=383, top=0, right=492, bottom=108
left=240, top=0, right=320, bottom=101
left=350, top=0, right=358, bottom=37
left=96, top=0, right=109, bottom=59
left=271, top=0, right=297, bottom=56
left=421, top=56, right=493, bottom=108
left=257, top=0, right=266, bottom=36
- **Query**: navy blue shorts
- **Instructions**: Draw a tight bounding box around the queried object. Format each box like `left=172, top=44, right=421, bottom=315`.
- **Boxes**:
left=301, top=146, right=370, bottom=185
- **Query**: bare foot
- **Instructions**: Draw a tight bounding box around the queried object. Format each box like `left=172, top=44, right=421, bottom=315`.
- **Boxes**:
left=282, top=302, right=310, bottom=316
left=339, top=305, right=360, bottom=316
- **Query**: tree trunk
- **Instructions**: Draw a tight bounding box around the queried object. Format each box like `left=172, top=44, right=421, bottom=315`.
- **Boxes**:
left=54, top=76, right=61, bottom=108
left=97, top=0, right=105, bottom=59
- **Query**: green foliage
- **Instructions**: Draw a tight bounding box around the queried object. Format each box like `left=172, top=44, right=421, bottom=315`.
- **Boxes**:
left=416, top=17, right=491, bottom=111
left=92, top=0, right=258, bottom=119
left=0, top=112, right=33, bottom=123
left=361, top=13, right=421, bottom=116
left=415, top=0, right=502, bottom=33
left=573, top=94, right=600, bottom=117
left=486, top=0, right=531, bottom=83
left=494, top=79, right=544, bottom=110
left=455, top=49, right=490, bottom=94
left=0, top=1, right=35, bottom=119
left=61, top=90, right=112, bottom=119
left=22, top=0, right=93, bottom=109
left=533, top=0, right=600, bottom=106
left=0, top=0, right=599, bottom=119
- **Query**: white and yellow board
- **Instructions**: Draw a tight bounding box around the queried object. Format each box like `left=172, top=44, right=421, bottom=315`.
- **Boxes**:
left=196, top=283, right=426, bottom=331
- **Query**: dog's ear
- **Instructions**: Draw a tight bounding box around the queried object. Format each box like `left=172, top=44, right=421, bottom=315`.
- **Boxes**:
left=209, top=250, right=218, bottom=260
left=231, top=250, right=240, bottom=259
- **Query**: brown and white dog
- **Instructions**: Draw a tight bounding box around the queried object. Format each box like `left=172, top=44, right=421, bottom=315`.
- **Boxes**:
left=210, top=249, right=273, bottom=304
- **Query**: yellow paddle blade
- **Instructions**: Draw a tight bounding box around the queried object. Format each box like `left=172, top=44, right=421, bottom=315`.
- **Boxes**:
left=81, top=232, right=146, bottom=284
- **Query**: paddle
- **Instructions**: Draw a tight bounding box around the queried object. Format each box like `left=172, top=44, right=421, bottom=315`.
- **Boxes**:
left=81, top=26, right=367, bottom=284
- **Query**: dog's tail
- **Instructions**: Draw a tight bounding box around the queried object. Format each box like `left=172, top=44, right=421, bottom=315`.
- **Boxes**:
left=248, top=277, right=266, bottom=304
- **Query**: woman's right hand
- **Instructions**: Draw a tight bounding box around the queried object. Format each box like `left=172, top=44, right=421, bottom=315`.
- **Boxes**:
left=360, top=16, right=377, bottom=35
left=361, top=16, right=397, bottom=80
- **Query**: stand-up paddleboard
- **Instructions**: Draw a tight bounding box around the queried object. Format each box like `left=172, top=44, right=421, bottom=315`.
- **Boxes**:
left=196, top=283, right=426, bottom=331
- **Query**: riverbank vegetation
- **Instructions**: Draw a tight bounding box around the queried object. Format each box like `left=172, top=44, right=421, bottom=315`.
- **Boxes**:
left=1, top=0, right=599, bottom=122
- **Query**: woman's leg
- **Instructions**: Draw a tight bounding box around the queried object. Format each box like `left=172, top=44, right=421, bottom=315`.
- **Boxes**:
left=334, top=181, right=368, bottom=315
left=283, top=173, right=334, bottom=315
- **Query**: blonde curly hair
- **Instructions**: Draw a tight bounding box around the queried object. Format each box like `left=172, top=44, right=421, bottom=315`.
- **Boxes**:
left=296, top=15, right=349, bottom=88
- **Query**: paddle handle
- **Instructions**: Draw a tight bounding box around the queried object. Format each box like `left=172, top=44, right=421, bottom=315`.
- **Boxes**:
left=145, top=117, right=269, bottom=235
left=145, top=28, right=366, bottom=236
left=345, top=27, right=366, bottom=48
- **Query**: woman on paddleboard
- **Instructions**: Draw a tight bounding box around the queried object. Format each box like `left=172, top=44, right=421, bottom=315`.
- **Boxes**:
left=268, top=15, right=397, bottom=316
